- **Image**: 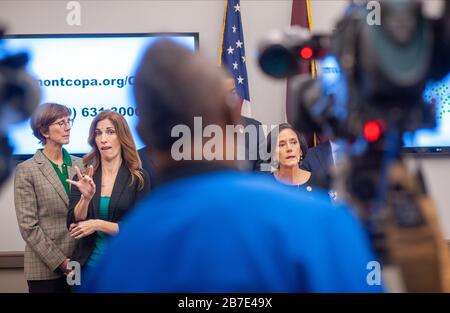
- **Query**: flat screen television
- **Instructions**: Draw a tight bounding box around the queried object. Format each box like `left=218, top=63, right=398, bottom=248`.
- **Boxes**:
left=2, top=33, right=199, bottom=156
left=319, top=55, right=450, bottom=154
left=402, top=72, right=450, bottom=154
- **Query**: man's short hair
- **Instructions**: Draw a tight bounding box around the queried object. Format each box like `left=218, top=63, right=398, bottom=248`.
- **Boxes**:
left=133, top=40, right=231, bottom=152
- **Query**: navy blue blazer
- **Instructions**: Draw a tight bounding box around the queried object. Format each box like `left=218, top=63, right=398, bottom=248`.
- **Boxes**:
left=301, top=141, right=332, bottom=187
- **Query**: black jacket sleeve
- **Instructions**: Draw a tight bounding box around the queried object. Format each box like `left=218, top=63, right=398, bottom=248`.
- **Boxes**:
left=67, top=183, right=94, bottom=228
left=300, top=153, right=314, bottom=172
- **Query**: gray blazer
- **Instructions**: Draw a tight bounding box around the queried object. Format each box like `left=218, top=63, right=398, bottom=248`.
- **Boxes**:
left=14, top=149, right=82, bottom=280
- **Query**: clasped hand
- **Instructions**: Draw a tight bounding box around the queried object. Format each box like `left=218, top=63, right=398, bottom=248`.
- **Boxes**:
left=69, top=220, right=98, bottom=239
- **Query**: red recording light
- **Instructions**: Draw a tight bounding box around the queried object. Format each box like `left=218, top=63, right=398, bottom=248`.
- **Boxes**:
left=300, top=46, right=314, bottom=60
left=364, top=121, right=382, bottom=142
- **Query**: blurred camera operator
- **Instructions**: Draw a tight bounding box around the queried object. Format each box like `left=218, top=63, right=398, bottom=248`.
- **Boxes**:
left=81, top=40, right=382, bottom=293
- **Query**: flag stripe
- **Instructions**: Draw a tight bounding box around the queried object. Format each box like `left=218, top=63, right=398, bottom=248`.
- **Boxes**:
left=241, top=100, right=252, bottom=117
left=305, top=0, right=318, bottom=146
left=289, top=0, right=318, bottom=146
left=291, top=0, right=308, bottom=27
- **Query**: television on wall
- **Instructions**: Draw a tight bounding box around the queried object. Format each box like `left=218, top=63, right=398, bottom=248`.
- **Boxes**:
left=319, top=55, right=450, bottom=154
left=402, top=72, right=450, bottom=154
left=2, top=33, right=199, bottom=156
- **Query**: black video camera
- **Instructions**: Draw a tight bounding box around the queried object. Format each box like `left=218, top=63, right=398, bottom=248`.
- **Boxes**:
left=258, top=0, right=450, bottom=210
left=258, top=2, right=450, bottom=291
left=0, top=27, right=40, bottom=186
left=258, top=0, right=450, bottom=142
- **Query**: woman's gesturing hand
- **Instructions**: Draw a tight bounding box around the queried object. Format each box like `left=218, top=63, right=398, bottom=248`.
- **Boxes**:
left=66, top=165, right=96, bottom=201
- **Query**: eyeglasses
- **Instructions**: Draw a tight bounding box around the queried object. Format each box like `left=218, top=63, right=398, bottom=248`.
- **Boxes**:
left=50, top=118, right=74, bottom=128
left=95, top=129, right=116, bottom=137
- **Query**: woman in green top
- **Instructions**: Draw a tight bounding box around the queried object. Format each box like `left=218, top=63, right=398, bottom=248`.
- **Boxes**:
left=14, top=102, right=82, bottom=293
left=66, top=110, right=150, bottom=272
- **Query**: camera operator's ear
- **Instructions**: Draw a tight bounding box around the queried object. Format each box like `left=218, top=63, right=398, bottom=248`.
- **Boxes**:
left=225, top=77, right=236, bottom=94
left=136, top=122, right=150, bottom=151
left=221, top=77, right=241, bottom=126
left=223, top=93, right=241, bottom=126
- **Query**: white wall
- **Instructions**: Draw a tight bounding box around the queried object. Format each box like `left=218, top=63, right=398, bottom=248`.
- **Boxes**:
left=0, top=0, right=449, bottom=253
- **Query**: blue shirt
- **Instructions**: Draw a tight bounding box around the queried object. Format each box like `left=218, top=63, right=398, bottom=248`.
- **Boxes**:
left=82, top=170, right=383, bottom=292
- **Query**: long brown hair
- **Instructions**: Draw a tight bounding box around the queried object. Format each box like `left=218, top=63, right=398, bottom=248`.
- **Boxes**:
left=83, top=110, right=145, bottom=190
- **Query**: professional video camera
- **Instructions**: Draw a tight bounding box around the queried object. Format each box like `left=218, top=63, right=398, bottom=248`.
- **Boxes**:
left=0, top=27, right=40, bottom=187
left=258, top=0, right=450, bottom=292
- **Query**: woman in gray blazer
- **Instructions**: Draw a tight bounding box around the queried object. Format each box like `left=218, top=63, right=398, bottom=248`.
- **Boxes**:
left=14, top=103, right=82, bottom=293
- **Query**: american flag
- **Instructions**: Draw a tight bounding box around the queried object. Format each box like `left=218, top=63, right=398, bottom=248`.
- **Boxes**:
left=220, top=0, right=252, bottom=117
